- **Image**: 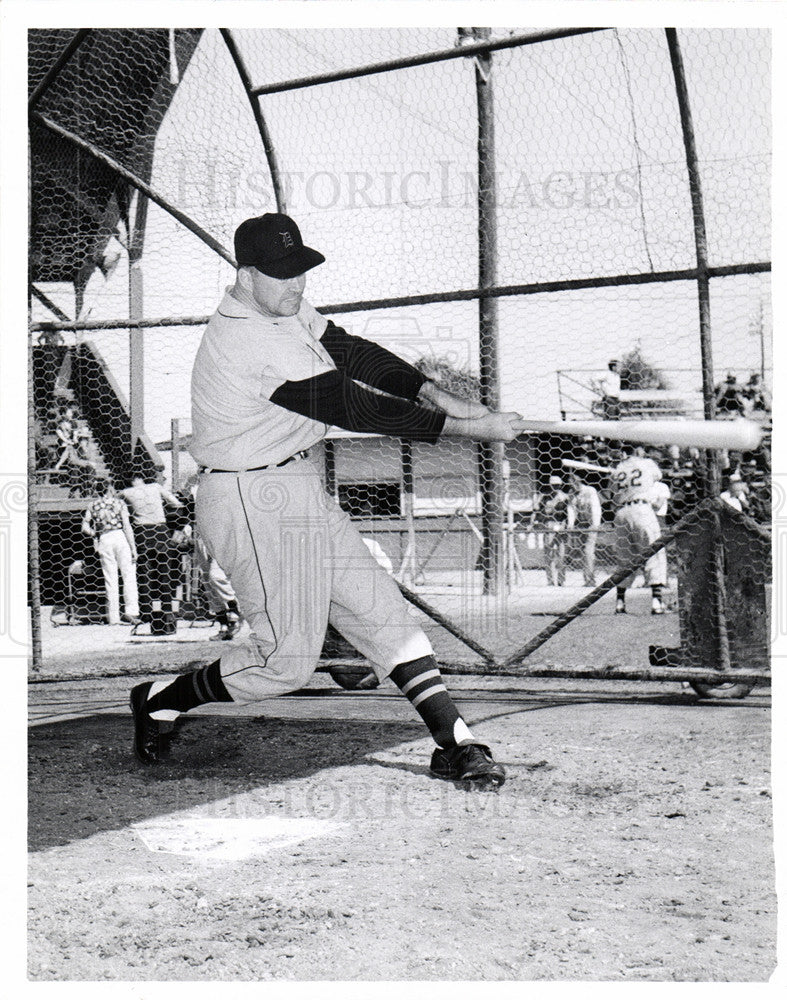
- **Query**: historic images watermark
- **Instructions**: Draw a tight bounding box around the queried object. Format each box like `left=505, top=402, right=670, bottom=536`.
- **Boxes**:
left=0, top=475, right=27, bottom=653
left=174, top=158, right=642, bottom=214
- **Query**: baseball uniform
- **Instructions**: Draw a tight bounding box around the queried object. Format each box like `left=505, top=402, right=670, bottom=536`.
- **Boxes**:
left=131, top=213, right=507, bottom=786
left=188, top=290, right=444, bottom=701
left=610, top=455, right=667, bottom=588
left=571, top=482, right=602, bottom=586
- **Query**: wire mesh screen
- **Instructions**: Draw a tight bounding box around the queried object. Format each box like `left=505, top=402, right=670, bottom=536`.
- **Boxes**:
left=29, top=27, right=771, bottom=691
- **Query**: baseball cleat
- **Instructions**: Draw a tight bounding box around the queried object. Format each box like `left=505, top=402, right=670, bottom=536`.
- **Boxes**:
left=430, top=743, right=506, bottom=787
left=615, top=599, right=626, bottom=615
left=130, top=682, right=177, bottom=765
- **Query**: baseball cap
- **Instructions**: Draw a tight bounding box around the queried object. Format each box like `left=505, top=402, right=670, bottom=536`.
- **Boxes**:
left=234, top=213, right=325, bottom=279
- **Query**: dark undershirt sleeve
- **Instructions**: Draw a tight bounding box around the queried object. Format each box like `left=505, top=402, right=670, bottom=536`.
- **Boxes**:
left=269, top=370, right=446, bottom=443
left=319, top=321, right=428, bottom=400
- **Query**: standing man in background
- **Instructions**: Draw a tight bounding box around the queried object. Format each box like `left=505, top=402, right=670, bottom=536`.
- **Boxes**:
left=81, top=478, right=141, bottom=626
left=130, top=213, right=523, bottom=787
left=595, top=359, right=621, bottom=419
left=540, top=475, right=574, bottom=587
left=609, top=448, right=667, bottom=616
left=121, top=472, right=184, bottom=635
left=567, top=473, right=602, bottom=587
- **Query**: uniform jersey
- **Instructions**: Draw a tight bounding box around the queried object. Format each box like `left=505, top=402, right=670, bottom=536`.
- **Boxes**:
left=190, top=292, right=334, bottom=470
left=609, top=456, right=662, bottom=507
left=649, top=480, right=671, bottom=517
left=573, top=484, right=602, bottom=526
left=190, top=291, right=442, bottom=471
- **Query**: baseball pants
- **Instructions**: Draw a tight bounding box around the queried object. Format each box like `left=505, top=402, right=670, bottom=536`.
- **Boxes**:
left=614, top=503, right=667, bottom=587
left=96, top=528, right=139, bottom=624
left=193, top=535, right=237, bottom=615
left=195, top=458, right=433, bottom=702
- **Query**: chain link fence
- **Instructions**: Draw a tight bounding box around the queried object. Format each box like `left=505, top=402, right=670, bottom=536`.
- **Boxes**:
left=28, top=27, right=771, bottom=695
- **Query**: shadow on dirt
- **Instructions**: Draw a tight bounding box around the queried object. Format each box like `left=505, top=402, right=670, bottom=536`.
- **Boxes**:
left=28, top=715, right=425, bottom=853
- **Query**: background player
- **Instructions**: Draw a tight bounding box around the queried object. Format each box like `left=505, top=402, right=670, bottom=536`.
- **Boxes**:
left=610, top=447, right=667, bottom=615
left=539, top=474, right=574, bottom=586
left=566, top=472, right=602, bottom=586
left=131, top=213, right=523, bottom=787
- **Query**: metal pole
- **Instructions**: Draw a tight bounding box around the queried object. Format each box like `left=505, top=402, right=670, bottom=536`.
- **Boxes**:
left=28, top=29, right=92, bottom=110
left=29, top=261, right=771, bottom=334
left=665, top=32, right=717, bottom=459
left=251, top=28, right=608, bottom=97
left=666, top=28, right=729, bottom=672
left=400, top=439, right=417, bottom=583
left=220, top=29, right=287, bottom=213
left=31, top=112, right=235, bottom=266
left=28, top=331, right=43, bottom=671
left=463, top=27, right=505, bottom=596
left=128, top=194, right=148, bottom=465
left=171, top=418, right=181, bottom=492
left=323, top=438, right=337, bottom=498
left=28, top=128, right=43, bottom=670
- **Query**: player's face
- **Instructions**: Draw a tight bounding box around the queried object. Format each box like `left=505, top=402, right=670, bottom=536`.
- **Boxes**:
left=248, top=268, right=307, bottom=317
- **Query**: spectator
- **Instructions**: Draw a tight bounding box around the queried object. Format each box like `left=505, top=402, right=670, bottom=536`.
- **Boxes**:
left=567, top=473, right=602, bottom=587
left=120, top=471, right=184, bottom=635
left=53, top=405, right=97, bottom=493
left=594, top=359, right=621, bottom=419
left=81, top=479, right=141, bottom=626
left=714, top=373, right=745, bottom=417
left=720, top=476, right=750, bottom=513
left=539, top=475, right=574, bottom=587
left=743, top=373, right=771, bottom=416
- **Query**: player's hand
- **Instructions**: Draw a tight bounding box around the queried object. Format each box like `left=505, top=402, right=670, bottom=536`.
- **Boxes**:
left=443, top=410, right=522, bottom=442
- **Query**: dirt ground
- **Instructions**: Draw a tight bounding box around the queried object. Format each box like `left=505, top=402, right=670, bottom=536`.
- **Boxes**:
left=27, top=673, right=776, bottom=982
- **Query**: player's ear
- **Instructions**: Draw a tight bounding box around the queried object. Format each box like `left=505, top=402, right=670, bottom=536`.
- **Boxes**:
left=236, top=266, right=253, bottom=291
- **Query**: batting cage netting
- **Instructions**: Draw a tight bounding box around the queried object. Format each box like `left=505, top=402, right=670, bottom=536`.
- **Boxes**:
left=28, top=27, right=772, bottom=697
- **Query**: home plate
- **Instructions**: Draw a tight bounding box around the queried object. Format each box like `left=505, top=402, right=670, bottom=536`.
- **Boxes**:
left=133, top=816, right=346, bottom=861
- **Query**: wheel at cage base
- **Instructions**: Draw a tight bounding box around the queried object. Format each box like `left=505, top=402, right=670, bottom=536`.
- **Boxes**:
left=689, top=679, right=755, bottom=700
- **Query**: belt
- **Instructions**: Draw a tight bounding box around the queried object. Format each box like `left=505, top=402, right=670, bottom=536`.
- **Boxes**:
left=199, top=450, right=309, bottom=475
left=621, top=499, right=650, bottom=507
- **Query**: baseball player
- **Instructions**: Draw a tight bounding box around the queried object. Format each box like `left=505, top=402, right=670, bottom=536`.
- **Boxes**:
left=566, top=473, right=602, bottom=586
left=130, top=213, right=523, bottom=786
left=539, top=475, right=574, bottom=586
left=610, top=448, right=667, bottom=615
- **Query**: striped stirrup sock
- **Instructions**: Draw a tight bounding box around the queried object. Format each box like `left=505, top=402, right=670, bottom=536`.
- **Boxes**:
left=389, top=655, right=475, bottom=749
left=145, top=660, right=232, bottom=720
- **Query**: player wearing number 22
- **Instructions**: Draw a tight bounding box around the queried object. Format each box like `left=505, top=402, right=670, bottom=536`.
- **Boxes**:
left=130, top=214, right=523, bottom=785
left=610, top=449, right=667, bottom=615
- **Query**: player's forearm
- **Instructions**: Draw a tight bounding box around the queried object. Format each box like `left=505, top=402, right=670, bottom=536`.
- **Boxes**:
left=442, top=411, right=522, bottom=443
left=418, top=381, right=489, bottom=419
left=319, top=322, right=426, bottom=400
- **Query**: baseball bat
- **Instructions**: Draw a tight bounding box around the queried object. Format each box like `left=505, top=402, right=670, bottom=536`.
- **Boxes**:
left=513, top=418, right=762, bottom=451
left=562, top=458, right=611, bottom=474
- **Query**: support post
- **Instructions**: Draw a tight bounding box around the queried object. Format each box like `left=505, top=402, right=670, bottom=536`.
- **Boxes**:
left=28, top=133, right=43, bottom=671
left=399, top=440, right=418, bottom=583
left=461, top=26, right=505, bottom=596
left=323, top=438, right=337, bottom=498
left=666, top=28, right=729, bottom=671
left=128, top=194, right=148, bottom=465
left=28, top=329, right=43, bottom=671
left=171, top=418, right=181, bottom=492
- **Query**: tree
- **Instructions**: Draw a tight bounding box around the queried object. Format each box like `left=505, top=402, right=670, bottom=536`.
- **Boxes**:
left=618, top=344, right=669, bottom=391
left=414, top=354, right=482, bottom=401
